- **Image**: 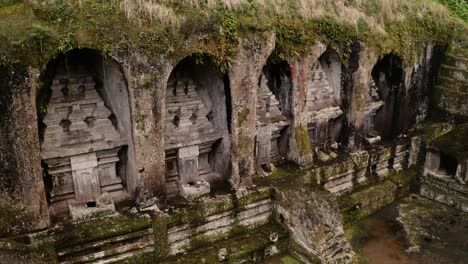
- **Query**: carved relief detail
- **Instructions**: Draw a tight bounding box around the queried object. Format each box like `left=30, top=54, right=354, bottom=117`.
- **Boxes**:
left=41, top=75, right=126, bottom=216
left=305, top=62, right=343, bottom=152
left=255, top=74, right=289, bottom=175
left=165, top=75, right=223, bottom=198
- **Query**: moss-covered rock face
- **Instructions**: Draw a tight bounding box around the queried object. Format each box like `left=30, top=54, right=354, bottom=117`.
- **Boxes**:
left=0, top=1, right=466, bottom=263
left=339, top=167, right=420, bottom=225
left=430, top=124, right=468, bottom=160
left=434, top=40, right=468, bottom=117
left=0, top=0, right=463, bottom=70
left=294, top=125, right=312, bottom=157
left=157, top=223, right=289, bottom=264
left=397, top=194, right=468, bottom=260
left=0, top=63, right=49, bottom=237
left=53, top=214, right=152, bottom=250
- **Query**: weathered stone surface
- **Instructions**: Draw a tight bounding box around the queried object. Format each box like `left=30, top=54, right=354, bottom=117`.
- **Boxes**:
left=288, top=43, right=326, bottom=165
left=0, top=15, right=462, bottom=264
left=255, top=71, right=290, bottom=176
left=42, top=73, right=126, bottom=217
left=229, top=32, right=276, bottom=187
left=164, top=56, right=231, bottom=198
left=421, top=124, right=468, bottom=212
left=274, top=182, right=354, bottom=263
left=420, top=173, right=468, bottom=212
left=398, top=195, right=468, bottom=261
left=0, top=64, right=49, bottom=236
left=435, top=42, right=468, bottom=116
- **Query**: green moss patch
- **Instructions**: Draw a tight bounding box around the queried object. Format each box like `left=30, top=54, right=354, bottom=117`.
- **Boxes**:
left=53, top=214, right=152, bottom=250
left=340, top=167, right=420, bottom=225
left=431, top=124, right=468, bottom=159
left=0, top=0, right=460, bottom=77
left=294, top=125, right=312, bottom=157
left=160, top=222, right=289, bottom=264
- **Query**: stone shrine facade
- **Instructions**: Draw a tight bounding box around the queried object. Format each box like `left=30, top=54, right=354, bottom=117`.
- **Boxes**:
left=255, top=73, right=289, bottom=176
left=41, top=72, right=127, bottom=221
left=165, top=72, right=224, bottom=199
left=306, top=60, right=343, bottom=160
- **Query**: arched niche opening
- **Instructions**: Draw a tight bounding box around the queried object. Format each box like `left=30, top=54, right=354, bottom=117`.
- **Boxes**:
left=371, top=53, right=405, bottom=141
left=37, top=48, right=135, bottom=221
left=164, top=55, right=231, bottom=199
left=305, top=48, right=345, bottom=161
left=439, top=152, right=459, bottom=177
left=255, top=59, right=292, bottom=176
left=425, top=149, right=460, bottom=178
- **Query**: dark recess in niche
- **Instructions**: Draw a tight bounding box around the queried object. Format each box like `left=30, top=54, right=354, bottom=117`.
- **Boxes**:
left=117, top=146, right=129, bottom=187
left=224, top=74, right=232, bottom=134
left=41, top=161, right=53, bottom=205
left=371, top=53, right=405, bottom=140
left=260, top=56, right=293, bottom=162
left=264, top=58, right=293, bottom=118
left=439, top=152, right=459, bottom=176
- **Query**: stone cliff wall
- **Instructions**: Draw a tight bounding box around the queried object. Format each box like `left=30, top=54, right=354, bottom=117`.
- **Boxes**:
left=0, top=64, right=49, bottom=236
left=0, top=2, right=465, bottom=261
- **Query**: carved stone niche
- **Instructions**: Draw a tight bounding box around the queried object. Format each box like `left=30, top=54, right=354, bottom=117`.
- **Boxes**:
left=39, top=50, right=134, bottom=222
left=371, top=54, right=405, bottom=141
left=165, top=59, right=230, bottom=199
left=363, top=80, right=384, bottom=145
left=424, top=149, right=463, bottom=182
left=305, top=50, right=344, bottom=161
left=41, top=74, right=127, bottom=221
left=255, top=70, right=290, bottom=176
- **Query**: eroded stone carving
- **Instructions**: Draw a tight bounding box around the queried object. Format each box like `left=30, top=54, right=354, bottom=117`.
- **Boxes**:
left=42, top=74, right=127, bottom=220
left=255, top=74, right=289, bottom=176
left=306, top=61, right=343, bottom=159
left=165, top=74, right=223, bottom=199
left=363, top=80, right=384, bottom=144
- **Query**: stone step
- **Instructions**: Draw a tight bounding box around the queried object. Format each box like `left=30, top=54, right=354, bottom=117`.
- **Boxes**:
left=53, top=214, right=153, bottom=263
left=435, top=85, right=468, bottom=96
left=446, top=53, right=468, bottom=69
left=440, top=64, right=468, bottom=82
left=59, top=234, right=154, bottom=264
left=438, top=76, right=468, bottom=93
left=322, top=240, right=349, bottom=259
left=161, top=222, right=289, bottom=264
left=435, top=85, right=468, bottom=116
left=450, top=46, right=468, bottom=57
left=57, top=228, right=153, bottom=259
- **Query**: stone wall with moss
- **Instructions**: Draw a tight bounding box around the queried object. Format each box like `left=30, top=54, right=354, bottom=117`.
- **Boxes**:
left=0, top=2, right=466, bottom=262
left=433, top=38, right=468, bottom=117
left=0, top=63, right=49, bottom=237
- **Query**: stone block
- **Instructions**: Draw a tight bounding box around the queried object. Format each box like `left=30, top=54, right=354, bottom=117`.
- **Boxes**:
left=425, top=151, right=440, bottom=173
left=179, top=180, right=210, bottom=200
left=68, top=192, right=116, bottom=222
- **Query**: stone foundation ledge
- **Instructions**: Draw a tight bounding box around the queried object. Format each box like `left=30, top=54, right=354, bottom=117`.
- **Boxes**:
left=339, top=167, right=419, bottom=223
left=420, top=174, right=468, bottom=212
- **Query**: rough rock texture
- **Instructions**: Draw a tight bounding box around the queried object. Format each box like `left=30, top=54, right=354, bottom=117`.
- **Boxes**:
left=228, top=32, right=276, bottom=187
left=164, top=57, right=230, bottom=198
left=434, top=41, right=468, bottom=116
left=287, top=43, right=327, bottom=165
left=0, top=14, right=456, bottom=262
left=274, top=182, right=354, bottom=263
left=123, top=52, right=173, bottom=206
left=398, top=195, right=468, bottom=262
left=0, top=63, right=49, bottom=236
left=420, top=124, right=468, bottom=212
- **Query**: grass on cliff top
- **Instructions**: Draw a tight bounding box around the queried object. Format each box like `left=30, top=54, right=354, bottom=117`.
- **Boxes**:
left=0, top=0, right=465, bottom=70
